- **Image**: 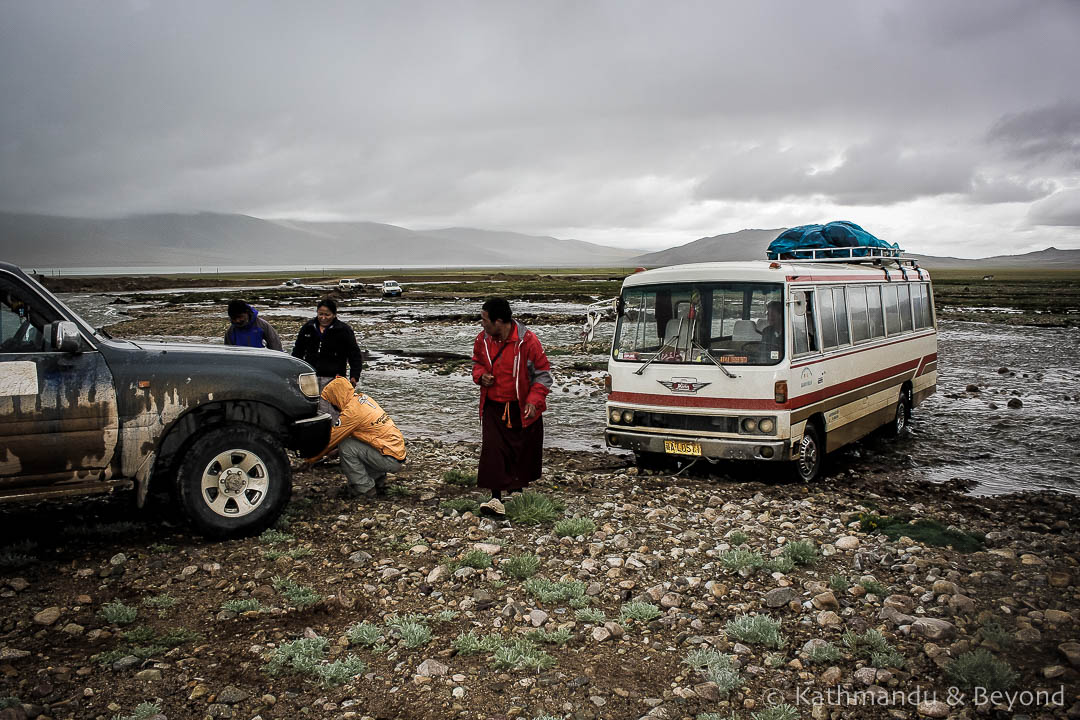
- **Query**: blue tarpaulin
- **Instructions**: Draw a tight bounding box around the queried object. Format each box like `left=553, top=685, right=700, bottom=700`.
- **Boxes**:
left=766, top=221, right=899, bottom=259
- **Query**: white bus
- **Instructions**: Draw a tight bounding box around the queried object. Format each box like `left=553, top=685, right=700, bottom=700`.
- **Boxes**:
left=605, top=250, right=937, bottom=481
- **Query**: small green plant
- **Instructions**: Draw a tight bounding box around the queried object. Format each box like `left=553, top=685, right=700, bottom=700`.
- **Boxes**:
left=766, top=555, right=796, bottom=574
left=492, top=637, right=556, bottom=672
left=272, top=575, right=323, bottom=609
left=264, top=636, right=365, bottom=687
left=157, top=628, right=200, bottom=647
left=221, top=598, right=265, bottom=614
left=553, top=516, right=596, bottom=538
left=346, top=621, right=383, bottom=647
left=945, top=649, right=1018, bottom=692
left=727, top=531, right=749, bottom=546
left=765, top=652, right=786, bottom=668
left=385, top=484, right=413, bottom=497
left=441, top=498, right=481, bottom=514
left=0, top=698, right=22, bottom=710
left=620, top=602, right=662, bottom=623
left=696, top=714, right=737, bottom=720
left=719, top=548, right=766, bottom=574
left=504, top=491, right=565, bottom=525
left=780, top=540, right=818, bottom=566
left=806, top=641, right=842, bottom=664
left=0, top=547, right=36, bottom=570
left=978, top=618, right=1014, bottom=649
left=725, top=614, right=785, bottom=649
left=387, top=617, right=431, bottom=649
left=527, top=627, right=572, bottom=646
left=858, top=513, right=983, bottom=552
left=148, top=542, right=174, bottom=553
left=752, top=704, right=799, bottom=720
left=523, top=577, right=586, bottom=605
left=842, top=629, right=904, bottom=668
left=828, top=574, right=850, bottom=593
left=435, top=610, right=460, bottom=623
left=575, top=608, right=605, bottom=624
left=501, top=553, right=541, bottom=580
left=449, top=549, right=493, bottom=571
left=100, top=601, right=139, bottom=626
left=259, top=528, right=294, bottom=544
left=683, top=648, right=740, bottom=695
left=142, top=593, right=176, bottom=617
left=858, top=579, right=889, bottom=597
left=111, top=702, right=163, bottom=720
left=442, top=469, right=478, bottom=486
left=453, top=631, right=504, bottom=655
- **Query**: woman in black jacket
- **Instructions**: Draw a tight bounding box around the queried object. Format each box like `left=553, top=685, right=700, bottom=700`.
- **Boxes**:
left=292, top=298, right=363, bottom=389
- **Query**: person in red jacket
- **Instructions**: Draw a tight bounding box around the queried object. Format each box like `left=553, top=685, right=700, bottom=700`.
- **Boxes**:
left=471, top=297, right=553, bottom=516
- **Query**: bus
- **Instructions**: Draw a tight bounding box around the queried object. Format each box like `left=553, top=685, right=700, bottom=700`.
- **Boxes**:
left=604, top=249, right=937, bottom=481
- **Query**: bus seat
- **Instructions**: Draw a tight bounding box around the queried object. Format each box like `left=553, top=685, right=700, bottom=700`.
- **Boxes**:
left=664, top=302, right=693, bottom=351
left=732, top=319, right=761, bottom=342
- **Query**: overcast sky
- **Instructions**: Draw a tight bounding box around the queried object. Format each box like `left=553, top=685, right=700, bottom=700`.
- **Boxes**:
left=2, top=1, right=1079, bottom=257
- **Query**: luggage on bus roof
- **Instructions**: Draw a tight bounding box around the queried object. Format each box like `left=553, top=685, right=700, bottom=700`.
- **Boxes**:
left=767, top=221, right=899, bottom=259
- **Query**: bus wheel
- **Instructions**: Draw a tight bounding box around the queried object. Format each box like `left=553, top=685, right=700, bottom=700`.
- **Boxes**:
left=792, top=424, right=823, bottom=482
left=884, top=390, right=911, bottom=437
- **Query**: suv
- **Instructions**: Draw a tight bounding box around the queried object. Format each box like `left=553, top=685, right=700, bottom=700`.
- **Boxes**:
left=382, top=280, right=402, bottom=297
left=0, top=262, right=331, bottom=537
left=337, top=278, right=362, bottom=291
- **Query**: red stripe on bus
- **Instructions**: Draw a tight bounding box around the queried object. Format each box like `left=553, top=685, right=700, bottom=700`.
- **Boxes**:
left=788, top=359, right=919, bottom=410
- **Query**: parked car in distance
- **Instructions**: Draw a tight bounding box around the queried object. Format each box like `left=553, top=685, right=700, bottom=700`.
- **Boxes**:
left=283, top=278, right=301, bottom=287
left=382, top=280, right=402, bottom=297
left=337, top=278, right=362, bottom=291
left=0, top=262, right=332, bottom=538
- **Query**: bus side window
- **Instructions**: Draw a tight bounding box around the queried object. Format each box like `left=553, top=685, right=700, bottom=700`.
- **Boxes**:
left=791, top=290, right=818, bottom=355
left=848, top=285, right=869, bottom=342
left=866, top=285, right=885, bottom=339
left=833, top=287, right=850, bottom=345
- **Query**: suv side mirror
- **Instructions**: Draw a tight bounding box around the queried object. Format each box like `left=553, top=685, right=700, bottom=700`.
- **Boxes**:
left=53, top=321, right=82, bottom=353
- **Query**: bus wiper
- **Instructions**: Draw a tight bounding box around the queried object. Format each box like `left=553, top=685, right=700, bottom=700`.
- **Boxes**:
left=693, top=339, right=738, bottom=379
left=634, top=335, right=677, bottom=375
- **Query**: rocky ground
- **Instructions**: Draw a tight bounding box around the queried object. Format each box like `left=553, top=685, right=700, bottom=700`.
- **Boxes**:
left=1, top=438, right=1077, bottom=720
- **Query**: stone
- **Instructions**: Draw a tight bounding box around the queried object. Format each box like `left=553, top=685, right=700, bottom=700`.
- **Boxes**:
left=134, top=668, right=161, bottom=681
left=33, top=607, right=61, bottom=625
left=812, top=592, right=839, bottom=611
left=528, top=609, right=549, bottom=627
left=816, top=611, right=843, bottom=627
left=884, top=595, right=915, bottom=614
left=1045, top=609, right=1071, bottom=624
left=1058, top=642, right=1080, bottom=668
left=917, top=700, right=950, bottom=718
left=591, top=626, right=611, bottom=642
left=348, top=551, right=372, bottom=566
left=931, top=580, right=957, bottom=595
left=217, top=685, right=249, bottom=704
left=819, top=666, right=842, bottom=685
left=416, top=659, right=449, bottom=677
left=473, top=542, right=502, bottom=555
left=0, top=648, right=30, bottom=661
left=948, top=594, right=976, bottom=615
left=603, top=621, right=625, bottom=639
left=854, top=666, right=877, bottom=685
left=764, top=587, right=797, bottom=608
left=1048, top=571, right=1072, bottom=587
left=426, top=565, right=448, bottom=583
left=911, top=618, right=956, bottom=641
left=835, top=536, right=860, bottom=550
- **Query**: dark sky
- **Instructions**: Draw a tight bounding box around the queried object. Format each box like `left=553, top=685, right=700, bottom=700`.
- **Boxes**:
left=2, top=0, right=1079, bottom=255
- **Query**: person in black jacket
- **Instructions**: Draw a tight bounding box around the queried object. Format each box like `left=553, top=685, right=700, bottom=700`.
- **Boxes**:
left=292, top=298, right=363, bottom=390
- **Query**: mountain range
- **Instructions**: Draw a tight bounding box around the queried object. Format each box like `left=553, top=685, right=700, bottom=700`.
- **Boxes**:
left=1, top=211, right=1077, bottom=269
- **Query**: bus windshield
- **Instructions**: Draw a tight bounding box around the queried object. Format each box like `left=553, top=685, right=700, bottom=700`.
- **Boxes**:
left=614, top=282, right=785, bottom=366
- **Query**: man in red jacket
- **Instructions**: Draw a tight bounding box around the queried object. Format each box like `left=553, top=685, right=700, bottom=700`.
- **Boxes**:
left=472, top=297, right=552, bottom=516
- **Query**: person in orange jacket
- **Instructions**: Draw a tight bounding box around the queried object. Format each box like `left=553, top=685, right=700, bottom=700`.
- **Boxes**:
left=306, top=377, right=406, bottom=497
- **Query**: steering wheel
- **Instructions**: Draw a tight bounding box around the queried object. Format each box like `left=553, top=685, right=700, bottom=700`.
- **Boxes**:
left=739, top=341, right=761, bottom=353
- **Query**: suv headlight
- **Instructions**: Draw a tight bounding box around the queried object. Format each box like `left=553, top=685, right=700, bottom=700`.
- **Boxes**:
left=299, top=372, right=320, bottom=398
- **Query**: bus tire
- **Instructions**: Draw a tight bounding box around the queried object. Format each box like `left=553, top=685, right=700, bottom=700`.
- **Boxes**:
left=791, top=423, right=823, bottom=482
left=177, top=424, right=291, bottom=538
left=884, top=389, right=912, bottom=438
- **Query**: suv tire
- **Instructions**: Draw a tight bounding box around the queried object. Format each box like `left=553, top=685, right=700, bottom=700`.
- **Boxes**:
left=177, top=424, right=291, bottom=538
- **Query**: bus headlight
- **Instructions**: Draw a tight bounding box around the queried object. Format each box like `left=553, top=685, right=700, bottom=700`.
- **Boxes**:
left=759, top=418, right=775, bottom=434
left=609, top=408, right=622, bottom=423
left=621, top=410, right=635, bottom=424
left=741, top=418, right=758, bottom=433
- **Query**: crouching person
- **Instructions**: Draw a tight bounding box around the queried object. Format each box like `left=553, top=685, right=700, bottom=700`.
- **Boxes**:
left=306, top=377, right=406, bottom=498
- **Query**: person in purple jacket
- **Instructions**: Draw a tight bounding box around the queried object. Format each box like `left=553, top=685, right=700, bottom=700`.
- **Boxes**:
left=224, top=299, right=283, bottom=351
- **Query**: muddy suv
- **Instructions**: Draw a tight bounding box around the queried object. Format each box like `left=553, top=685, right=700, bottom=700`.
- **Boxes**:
left=0, top=262, right=331, bottom=537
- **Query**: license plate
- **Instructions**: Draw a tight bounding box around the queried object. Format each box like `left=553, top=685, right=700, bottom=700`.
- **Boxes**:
left=664, top=440, right=702, bottom=456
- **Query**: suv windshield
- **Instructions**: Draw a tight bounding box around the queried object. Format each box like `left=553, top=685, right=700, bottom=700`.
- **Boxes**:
left=614, top=281, right=785, bottom=366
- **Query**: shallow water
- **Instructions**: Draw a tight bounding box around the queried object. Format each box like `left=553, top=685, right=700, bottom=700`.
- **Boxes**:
left=59, top=292, right=1080, bottom=496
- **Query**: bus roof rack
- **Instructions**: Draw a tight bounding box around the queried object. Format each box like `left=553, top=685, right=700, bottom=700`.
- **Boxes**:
left=766, top=246, right=910, bottom=263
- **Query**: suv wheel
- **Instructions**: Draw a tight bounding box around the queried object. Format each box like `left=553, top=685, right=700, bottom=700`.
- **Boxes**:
left=177, top=425, right=291, bottom=538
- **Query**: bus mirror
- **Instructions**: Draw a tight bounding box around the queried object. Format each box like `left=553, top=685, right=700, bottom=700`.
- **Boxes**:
left=616, top=296, right=625, bottom=316
left=792, top=294, right=806, bottom=317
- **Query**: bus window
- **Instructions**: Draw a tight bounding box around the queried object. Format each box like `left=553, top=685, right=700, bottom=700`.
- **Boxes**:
left=833, top=287, right=850, bottom=345
left=914, top=284, right=932, bottom=328
left=883, top=284, right=900, bottom=336
left=848, top=285, right=869, bottom=342
left=791, top=290, right=818, bottom=356
left=818, top=287, right=838, bottom=349
left=898, top=285, right=913, bottom=332
left=867, top=285, right=885, bottom=339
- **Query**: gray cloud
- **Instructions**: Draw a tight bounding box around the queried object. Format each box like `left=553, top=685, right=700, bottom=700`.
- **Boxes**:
left=1027, top=189, right=1080, bottom=227
left=1, top=0, right=1079, bottom=252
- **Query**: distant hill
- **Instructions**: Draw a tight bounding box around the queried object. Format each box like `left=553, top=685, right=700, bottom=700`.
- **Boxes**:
left=630, top=228, right=1080, bottom=269
left=629, top=228, right=786, bottom=266
left=0, top=212, right=637, bottom=268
